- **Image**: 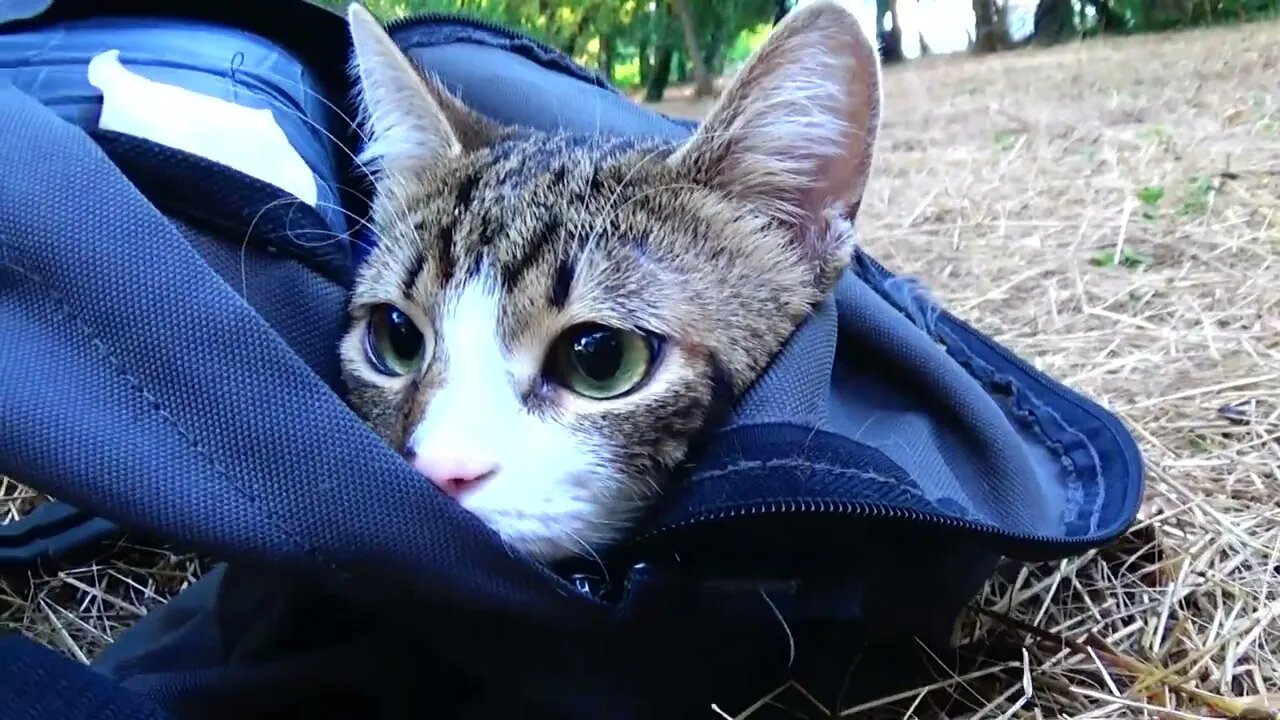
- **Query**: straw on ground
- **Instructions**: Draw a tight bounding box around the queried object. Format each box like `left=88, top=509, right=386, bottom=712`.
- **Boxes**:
left=4, top=18, right=1279, bottom=719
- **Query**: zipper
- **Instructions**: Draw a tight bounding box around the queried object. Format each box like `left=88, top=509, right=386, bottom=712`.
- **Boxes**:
left=631, top=495, right=1094, bottom=555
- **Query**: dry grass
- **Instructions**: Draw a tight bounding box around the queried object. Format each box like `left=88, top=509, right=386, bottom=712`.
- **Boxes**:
left=4, top=20, right=1280, bottom=719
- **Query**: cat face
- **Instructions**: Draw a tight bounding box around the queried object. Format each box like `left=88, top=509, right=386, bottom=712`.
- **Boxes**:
left=340, top=1, right=882, bottom=563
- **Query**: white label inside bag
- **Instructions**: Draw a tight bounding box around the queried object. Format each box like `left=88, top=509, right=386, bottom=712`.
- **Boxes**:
left=87, top=49, right=319, bottom=207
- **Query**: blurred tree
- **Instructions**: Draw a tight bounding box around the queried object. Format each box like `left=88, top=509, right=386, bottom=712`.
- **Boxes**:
left=308, top=0, right=798, bottom=99
left=644, top=0, right=676, bottom=101
left=876, top=0, right=906, bottom=63
left=1031, top=0, right=1075, bottom=43
left=1081, top=0, right=1129, bottom=33
left=671, top=0, right=714, bottom=97
left=318, top=0, right=1280, bottom=71
left=971, top=0, right=1001, bottom=51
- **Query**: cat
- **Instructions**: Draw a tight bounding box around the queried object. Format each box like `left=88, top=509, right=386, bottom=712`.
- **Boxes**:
left=339, top=0, right=882, bottom=563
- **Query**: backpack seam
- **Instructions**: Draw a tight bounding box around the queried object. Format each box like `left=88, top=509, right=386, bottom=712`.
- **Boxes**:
left=0, top=249, right=333, bottom=572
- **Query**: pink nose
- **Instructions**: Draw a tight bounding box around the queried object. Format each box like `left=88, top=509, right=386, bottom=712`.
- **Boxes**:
left=407, top=450, right=498, bottom=498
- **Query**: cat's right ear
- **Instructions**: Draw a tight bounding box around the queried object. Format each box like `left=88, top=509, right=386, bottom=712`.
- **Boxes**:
left=347, top=4, right=493, bottom=176
left=669, top=0, right=881, bottom=250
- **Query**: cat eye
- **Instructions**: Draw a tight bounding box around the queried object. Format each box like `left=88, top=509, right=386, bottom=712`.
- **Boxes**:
left=547, top=323, right=660, bottom=400
left=364, top=303, right=428, bottom=377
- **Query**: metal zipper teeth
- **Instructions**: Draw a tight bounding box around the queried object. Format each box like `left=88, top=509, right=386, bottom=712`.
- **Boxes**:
left=631, top=497, right=1090, bottom=552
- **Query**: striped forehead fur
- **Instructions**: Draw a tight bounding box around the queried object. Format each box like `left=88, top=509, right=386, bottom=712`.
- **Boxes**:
left=353, top=129, right=819, bottom=387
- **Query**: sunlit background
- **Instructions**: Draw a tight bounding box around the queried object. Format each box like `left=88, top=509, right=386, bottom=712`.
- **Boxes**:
left=314, top=0, right=1275, bottom=102
left=790, top=0, right=1037, bottom=57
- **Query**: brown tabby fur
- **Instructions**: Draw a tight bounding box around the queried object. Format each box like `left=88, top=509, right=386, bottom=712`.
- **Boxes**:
left=339, top=0, right=881, bottom=561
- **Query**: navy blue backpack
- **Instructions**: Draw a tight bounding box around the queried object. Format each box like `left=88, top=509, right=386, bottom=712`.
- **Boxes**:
left=0, top=1, right=1145, bottom=717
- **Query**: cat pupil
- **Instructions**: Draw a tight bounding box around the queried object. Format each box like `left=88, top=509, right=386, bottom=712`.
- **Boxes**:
left=571, top=328, right=623, bottom=381
left=386, top=308, right=422, bottom=360
left=365, top=303, right=425, bottom=376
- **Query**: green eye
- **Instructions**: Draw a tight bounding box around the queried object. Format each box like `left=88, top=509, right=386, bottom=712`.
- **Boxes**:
left=365, top=303, right=427, bottom=376
left=549, top=323, right=660, bottom=400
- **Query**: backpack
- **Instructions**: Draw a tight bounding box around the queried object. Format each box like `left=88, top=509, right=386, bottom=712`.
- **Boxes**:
left=0, top=1, right=1145, bottom=717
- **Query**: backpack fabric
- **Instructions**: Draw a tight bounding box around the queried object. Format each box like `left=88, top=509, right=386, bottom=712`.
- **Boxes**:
left=0, top=1, right=1145, bottom=718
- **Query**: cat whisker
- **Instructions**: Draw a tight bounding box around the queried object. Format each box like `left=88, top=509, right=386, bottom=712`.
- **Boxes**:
left=307, top=199, right=381, bottom=240
left=238, top=194, right=386, bottom=295
left=212, top=61, right=377, bottom=181
left=241, top=194, right=325, bottom=296
left=267, top=227, right=376, bottom=252
left=564, top=529, right=610, bottom=583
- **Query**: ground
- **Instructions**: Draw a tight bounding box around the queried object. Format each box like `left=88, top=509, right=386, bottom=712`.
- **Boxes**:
left=3, top=19, right=1280, bottom=718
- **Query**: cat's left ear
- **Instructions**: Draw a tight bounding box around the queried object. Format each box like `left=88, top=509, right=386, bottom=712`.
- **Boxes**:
left=346, top=3, right=497, bottom=176
left=671, top=0, right=881, bottom=255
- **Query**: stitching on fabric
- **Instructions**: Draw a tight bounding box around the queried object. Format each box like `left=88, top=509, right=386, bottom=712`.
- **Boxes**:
left=0, top=251, right=334, bottom=570
left=692, top=458, right=934, bottom=505
left=851, top=256, right=1101, bottom=530
left=1023, top=399, right=1107, bottom=533
left=933, top=330, right=1093, bottom=529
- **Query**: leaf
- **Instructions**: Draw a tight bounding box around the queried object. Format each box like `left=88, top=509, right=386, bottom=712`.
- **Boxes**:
left=1178, top=174, right=1216, bottom=215
left=993, top=129, right=1019, bottom=150
left=1136, top=184, right=1165, bottom=206
left=1091, top=247, right=1151, bottom=269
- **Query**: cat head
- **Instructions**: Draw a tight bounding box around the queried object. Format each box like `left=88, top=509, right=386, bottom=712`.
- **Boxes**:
left=339, top=1, right=882, bottom=563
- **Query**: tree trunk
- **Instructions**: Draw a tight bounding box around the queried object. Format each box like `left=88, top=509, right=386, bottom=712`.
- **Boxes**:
left=971, top=0, right=1000, bottom=52
left=639, top=36, right=651, bottom=85
left=561, top=5, right=597, bottom=58
left=878, top=0, right=906, bottom=63
left=644, top=44, right=674, bottom=102
left=703, top=26, right=724, bottom=76
left=919, top=30, right=933, bottom=55
left=598, top=35, right=613, bottom=81
left=993, top=0, right=1015, bottom=47
left=1032, top=0, right=1076, bottom=44
left=670, top=0, right=714, bottom=98
left=1084, top=0, right=1129, bottom=33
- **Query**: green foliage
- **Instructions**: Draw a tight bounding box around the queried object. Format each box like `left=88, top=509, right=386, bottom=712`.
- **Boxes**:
left=317, top=0, right=777, bottom=97
left=724, top=21, right=773, bottom=69
left=993, top=129, right=1020, bottom=150
left=1091, top=246, right=1152, bottom=269
left=1136, top=184, right=1164, bottom=206
left=1136, top=184, right=1163, bottom=219
left=1065, top=0, right=1280, bottom=40
left=1179, top=174, right=1216, bottom=215
left=1124, top=0, right=1278, bottom=31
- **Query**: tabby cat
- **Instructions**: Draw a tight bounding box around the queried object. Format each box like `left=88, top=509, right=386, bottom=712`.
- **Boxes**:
left=339, top=0, right=882, bottom=562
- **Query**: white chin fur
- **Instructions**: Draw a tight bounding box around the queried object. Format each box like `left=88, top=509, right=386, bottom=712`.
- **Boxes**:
left=458, top=426, right=630, bottom=563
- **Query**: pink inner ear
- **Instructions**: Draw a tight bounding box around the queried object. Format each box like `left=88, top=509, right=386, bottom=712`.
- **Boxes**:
left=673, top=1, right=881, bottom=231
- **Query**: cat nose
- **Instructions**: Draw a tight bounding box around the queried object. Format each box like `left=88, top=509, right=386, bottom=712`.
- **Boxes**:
left=405, top=448, right=498, bottom=497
